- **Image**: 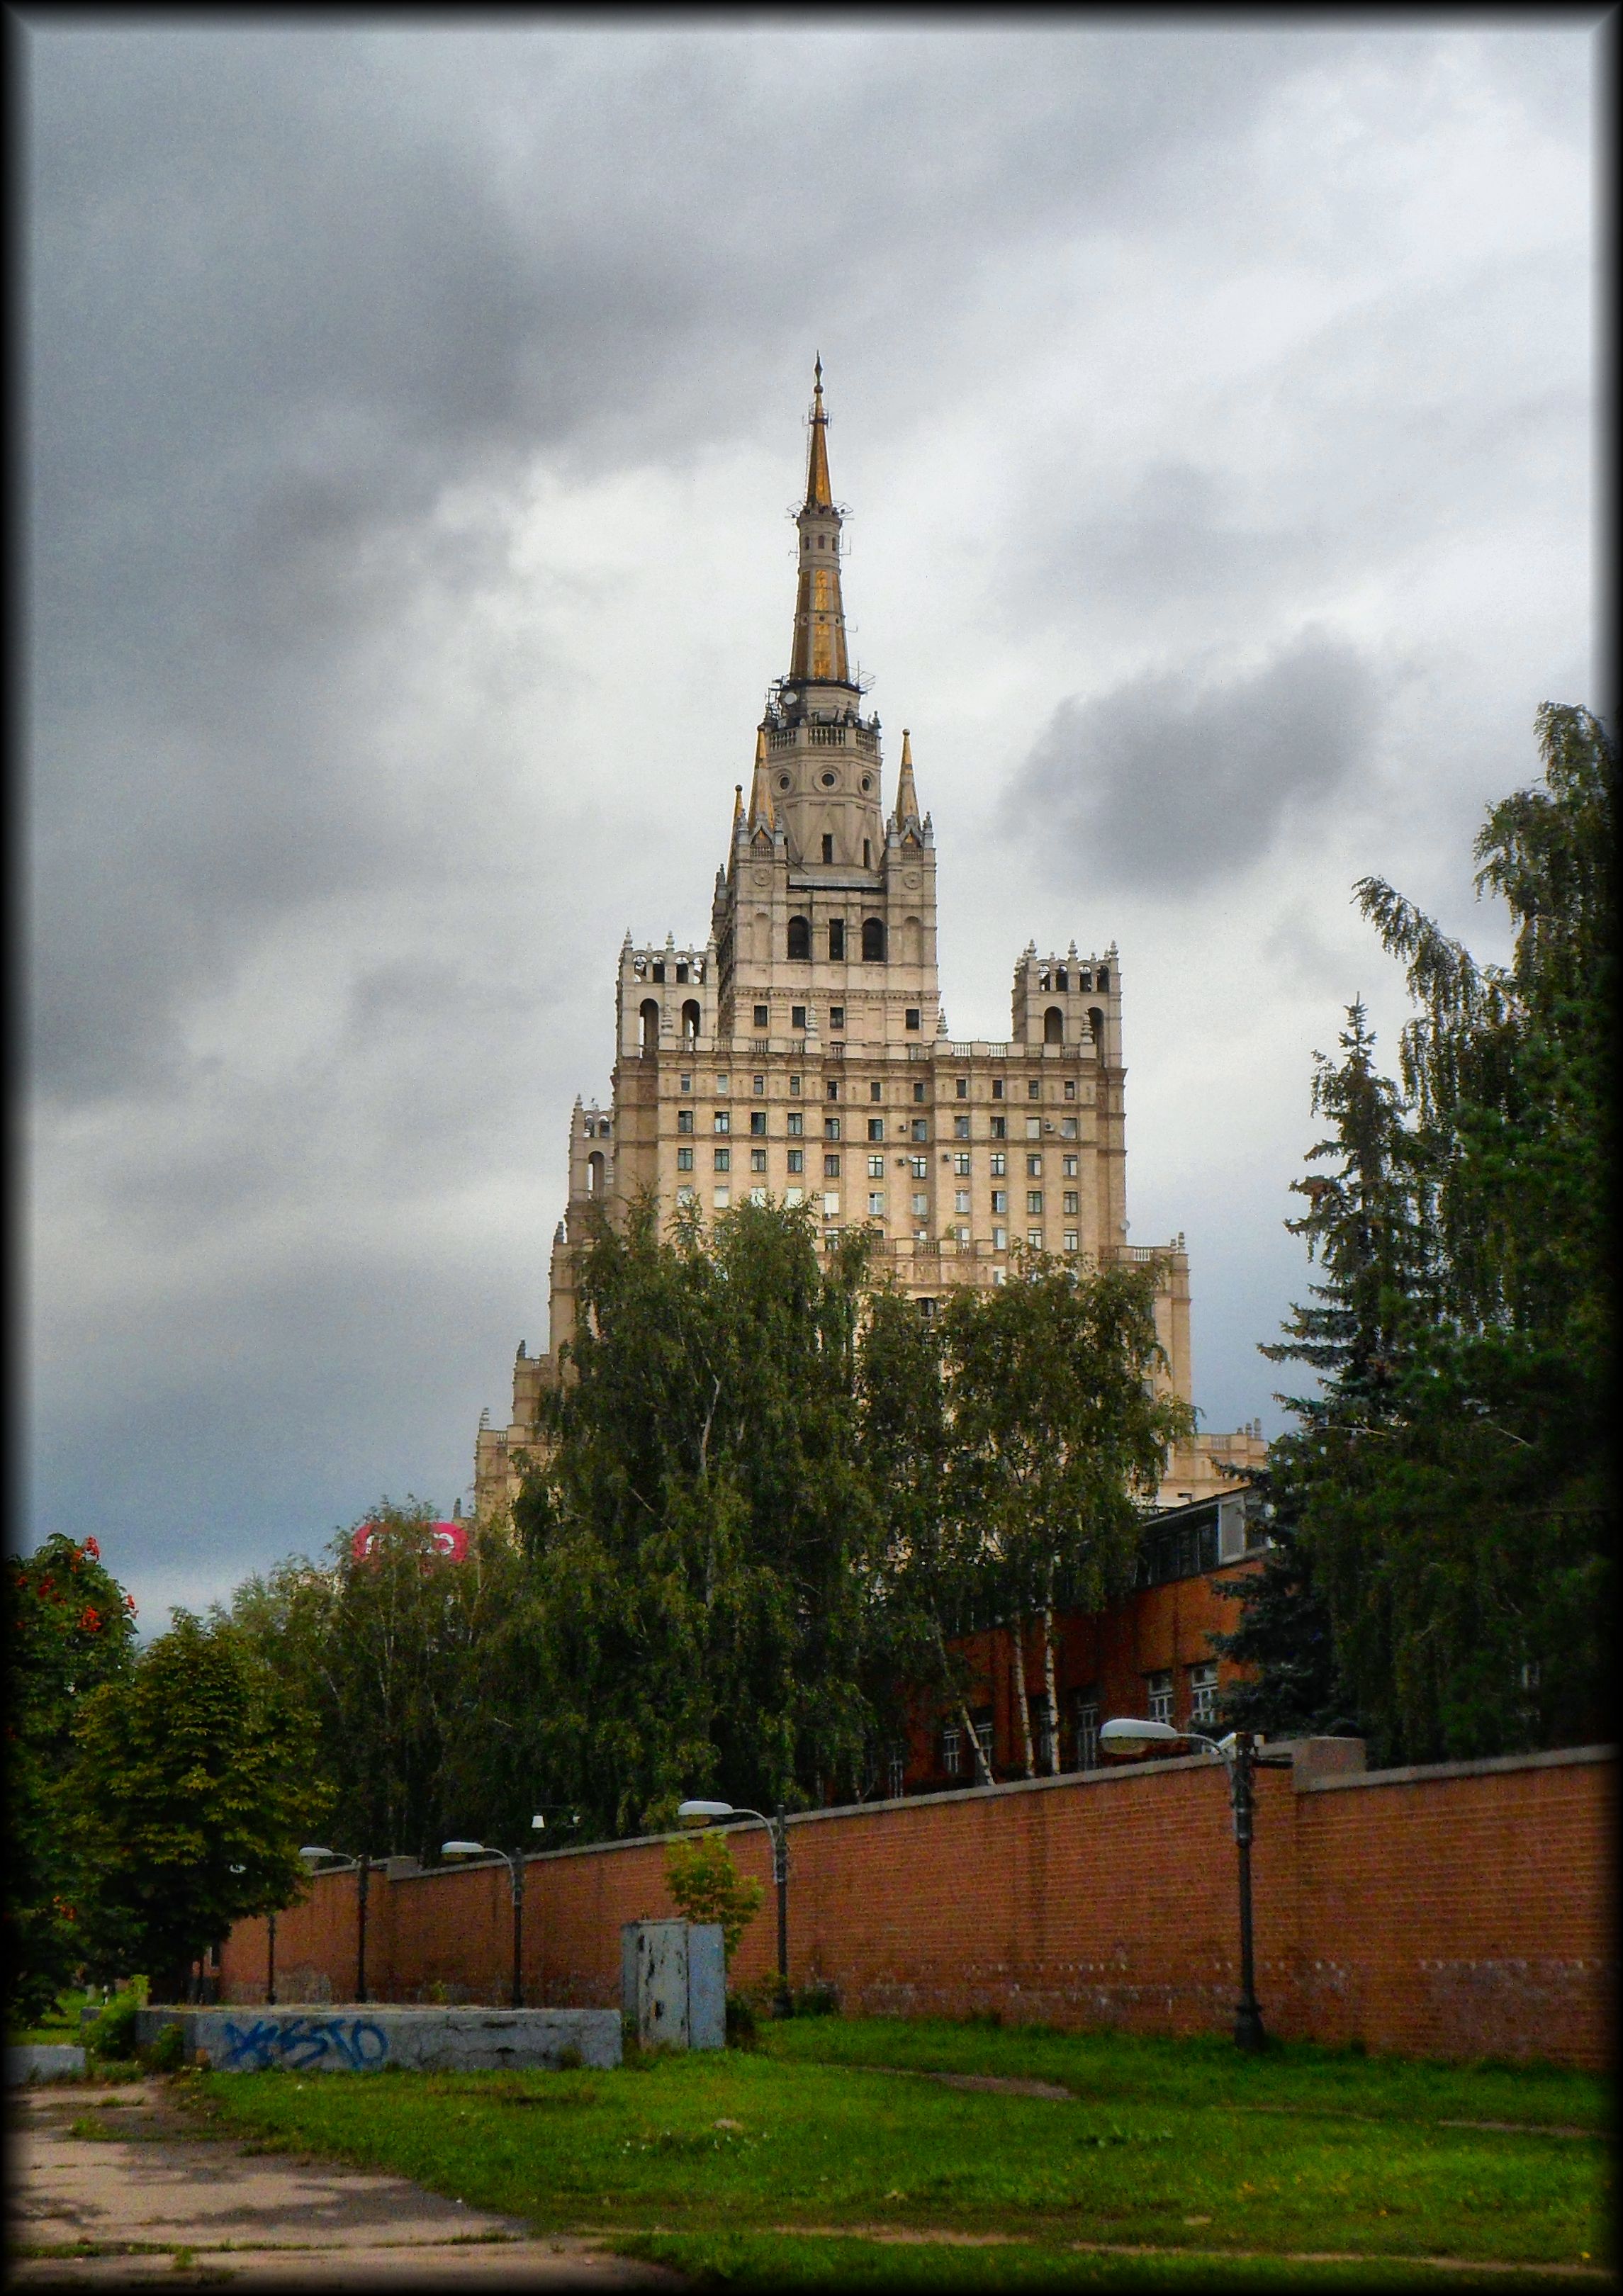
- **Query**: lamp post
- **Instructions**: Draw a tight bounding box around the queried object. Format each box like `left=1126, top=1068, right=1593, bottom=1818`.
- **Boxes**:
left=1098, top=1720, right=1291, bottom=2051
left=676, top=1798, right=790, bottom=2018
left=442, top=1821, right=549, bottom=2010
left=299, top=1847, right=374, bottom=2004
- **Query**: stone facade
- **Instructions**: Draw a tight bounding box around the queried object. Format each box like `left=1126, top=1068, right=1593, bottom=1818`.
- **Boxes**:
left=475, top=368, right=1266, bottom=1521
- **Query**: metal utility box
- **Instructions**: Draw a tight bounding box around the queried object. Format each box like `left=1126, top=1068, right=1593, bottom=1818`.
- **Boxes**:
left=620, top=1920, right=725, bottom=2051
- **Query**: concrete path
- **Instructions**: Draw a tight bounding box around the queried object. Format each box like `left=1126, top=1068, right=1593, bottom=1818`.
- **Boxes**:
left=9, top=2081, right=678, bottom=2287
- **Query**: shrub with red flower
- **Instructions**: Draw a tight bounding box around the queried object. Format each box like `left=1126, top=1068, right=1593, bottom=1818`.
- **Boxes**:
left=79, top=1606, right=103, bottom=1633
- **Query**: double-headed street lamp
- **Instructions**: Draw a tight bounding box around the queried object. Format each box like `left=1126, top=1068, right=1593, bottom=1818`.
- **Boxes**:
left=676, top=1799, right=790, bottom=2018
left=1099, top=1721, right=1293, bottom=2051
left=442, top=1816, right=555, bottom=2009
left=298, top=1847, right=374, bottom=2003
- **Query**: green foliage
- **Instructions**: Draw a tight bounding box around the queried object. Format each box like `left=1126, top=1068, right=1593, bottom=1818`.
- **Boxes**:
left=1263, top=705, right=1614, bottom=1763
left=68, top=1611, right=329, bottom=2001
left=86, top=1990, right=140, bottom=2061
left=663, top=1833, right=765, bottom=1963
left=1208, top=1482, right=1361, bottom=1740
left=6, top=1536, right=139, bottom=2023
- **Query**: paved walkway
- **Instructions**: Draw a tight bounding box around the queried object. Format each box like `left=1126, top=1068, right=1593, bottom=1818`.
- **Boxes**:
left=9, top=2081, right=677, bottom=2287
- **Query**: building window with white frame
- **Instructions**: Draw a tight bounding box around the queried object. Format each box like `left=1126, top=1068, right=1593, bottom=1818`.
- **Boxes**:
left=886, top=1746, right=906, bottom=1800
left=1145, top=1669, right=1174, bottom=1726
left=868, top=1154, right=885, bottom=1178
left=1189, top=1660, right=1220, bottom=1725
left=1073, top=1695, right=1100, bottom=1771
left=1063, top=1229, right=1079, bottom=1252
left=868, top=1192, right=885, bottom=1217
left=941, top=1722, right=961, bottom=1777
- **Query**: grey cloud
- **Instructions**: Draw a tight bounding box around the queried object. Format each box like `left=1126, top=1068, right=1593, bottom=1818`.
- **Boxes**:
left=1009, top=632, right=1382, bottom=892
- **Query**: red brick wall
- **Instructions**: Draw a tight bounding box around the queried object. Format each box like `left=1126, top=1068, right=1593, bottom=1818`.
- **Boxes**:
left=221, top=1744, right=1614, bottom=2068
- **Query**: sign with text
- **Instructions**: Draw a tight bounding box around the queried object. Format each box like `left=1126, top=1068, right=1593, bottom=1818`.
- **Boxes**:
left=351, top=1521, right=468, bottom=1564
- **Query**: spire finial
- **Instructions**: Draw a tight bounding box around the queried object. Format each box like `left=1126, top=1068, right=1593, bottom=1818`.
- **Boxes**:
left=748, top=728, right=776, bottom=834
left=732, top=782, right=745, bottom=833
left=894, top=728, right=921, bottom=831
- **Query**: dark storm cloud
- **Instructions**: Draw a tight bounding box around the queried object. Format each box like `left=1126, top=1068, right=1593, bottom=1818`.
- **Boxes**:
left=1010, top=632, right=1382, bottom=892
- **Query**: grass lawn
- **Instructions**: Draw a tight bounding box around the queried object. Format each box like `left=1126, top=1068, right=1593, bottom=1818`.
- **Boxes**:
left=186, top=2018, right=1610, bottom=2290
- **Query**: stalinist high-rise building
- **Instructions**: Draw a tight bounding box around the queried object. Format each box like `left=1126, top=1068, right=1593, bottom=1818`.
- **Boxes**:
left=474, top=366, right=1264, bottom=1520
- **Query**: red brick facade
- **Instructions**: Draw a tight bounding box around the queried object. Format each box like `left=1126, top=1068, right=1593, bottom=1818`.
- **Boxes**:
left=223, top=1743, right=1614, bottom=2068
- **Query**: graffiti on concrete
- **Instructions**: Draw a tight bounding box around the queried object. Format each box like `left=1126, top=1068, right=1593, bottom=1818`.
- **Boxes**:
left=219, top=2016, right=389, bottom=2071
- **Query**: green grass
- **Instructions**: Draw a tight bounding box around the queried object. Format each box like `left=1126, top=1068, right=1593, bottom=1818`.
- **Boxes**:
left=184, top=2019, right=1608, bottom=2287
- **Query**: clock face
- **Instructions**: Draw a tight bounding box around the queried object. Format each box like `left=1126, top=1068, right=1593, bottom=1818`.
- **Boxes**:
left=781, top=690, right=798, bottom=706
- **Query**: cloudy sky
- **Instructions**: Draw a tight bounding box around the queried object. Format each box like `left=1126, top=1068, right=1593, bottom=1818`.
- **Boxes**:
left=25, top=18, right=1600, bottom=1625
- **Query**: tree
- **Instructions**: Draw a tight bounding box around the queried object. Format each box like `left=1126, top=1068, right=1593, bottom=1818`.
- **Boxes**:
left=663, top=1833, right=765, bottom=1964
left=1259, top=706, right=1613, bottom=1762
left=6, top=1536, right=138, bottom=2023
left=512, top=1195, right=882, bottom=1835
left=69, top=1612, right=327, bottom=2002
left=939, top=1254, right=1194, bottom=1776
left=1209, top=1476, right=1363, bottom=1740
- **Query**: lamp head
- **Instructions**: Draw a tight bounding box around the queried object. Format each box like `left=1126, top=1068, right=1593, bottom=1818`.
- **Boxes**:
left=676, top=1799, right=734, bottom=1828
left=1099, top=1718, right=1183, bottom=1753
left=440, top=1840, right=485, bottom=1857
left=531, top=1814, right=546, bottom=1831
left=298, top=1846, right=336, bottom=1863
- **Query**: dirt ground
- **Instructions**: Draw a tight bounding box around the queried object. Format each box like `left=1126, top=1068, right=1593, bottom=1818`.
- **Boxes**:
left=9, top=2079, right=678, bottom=2287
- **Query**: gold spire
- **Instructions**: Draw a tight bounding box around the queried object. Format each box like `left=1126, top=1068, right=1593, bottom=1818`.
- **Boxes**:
left=788, top=358, right=850, bottom=687
left=894, top=728, right=921, bottom=828
left=803, top=353, right=834, bottom=511
left=731, top=782, right=745, bottom=835
left=748, top=726, right=776, bottom=833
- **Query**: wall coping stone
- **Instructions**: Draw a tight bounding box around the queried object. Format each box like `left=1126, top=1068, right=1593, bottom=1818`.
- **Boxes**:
left=1303, top=1743, right=1616, bottom=1793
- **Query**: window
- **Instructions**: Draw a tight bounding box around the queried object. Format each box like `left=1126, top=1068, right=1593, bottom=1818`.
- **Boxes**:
left=911, top=1118, right=928, bottom=1142
left=1063, top=1229, right=1078, bottom=1252
left=828, top=919, right=846, bottom=961
left=909, top=1156, right=928, bottom=1178
left=749, top=1186, right=767, bottom=1206
left=826, top=1079, right=840, bottom=1099
left=714, top=1148, right=731, bottom=1171
left=911, top=1192, right=929, bottom=1216
left=1027, top=1117, right=1042, bottom=1139
left=990, top=1152, right=1006, bottom=1177
left=714, top=1110, right=731, bottom=1134
left=678, top=1110, right=694, bottom=1135
left=913, top=1081, right=926, bottom=1103
left=1027, top=1154, right=1042, bottom=1176
left=870, top=1081, right=882, bottom=1102
left=1027, top=1228, right=1043, bottom=1248
left=1044, top=1006, right=1064, bottom=1044
left=1027, top=1191, right=1043, bottom=1215
left=972, top=1716, right=994, bottom=1774
left=717, top=1076, right=729, bottom=1093
left=955, top=1190, right=971, bottom=1215
left=941, top=1723, right=961, bottom=1777
left=651, top=961, right=665, bottom=982
left=1061, top=1118, right=1077, bottom=1138
left=750, top=1110, right=767, bottom=1136
left=824, top=1117, right=841, bottom=1140
left=1073, top=1697, right=1100, bottom=1772
left=1028, top=1081, right=1041, bottom=1101
left=862, top=917, right=885, bottom=962
left=867, top=1154, right=884, bottom=1178
left=822, top=1192, right=840, bottom=1215
left=787, top=1110, right=804, bottom=1137
left=886, top=1748, right=906, bottom=1800
left=955, top=1078, right=969, bottom=1098
left=991, top=1116, right=1006, bottom=1139
left=868, top=1192, right=885, bottom=1217
left=993, top=1227, right=1007, bottom=1250
left=1189, top=1662, right=1219, bottom=1725
left=991, top=1190, right=1007, bottom=1214
left=1030, top=1695, right=1055, bottom=1769
left=905, top=1007, right=921, bottom=1030
left=785, top=1186, right=804, bottom=1205
left=821, top=834, right=834, bottom=862
left=954, top=1113, right=971, bottom=1138
left=680, top=1073, right=692, bottom=1093
left=1062, top=1154, right=1078, bottom=1177
left=676, top=963, right=689, bottom=984
left=830, top=1004, right=845, bottom=1030
left=753, top=1074, right=766, bottom=1096
left=677, top=1183, right=696, bottom=1206
left=1064, top=1081, right=1076, bottom=1101
left=677, top=1147, right=693, bottom=1171
left=953, top=1152, right=970, bottom=1176
left=1145, top=1670, right=1174, bottom=1726
left=790, top=1075, right=802, bottom=1096
left=787, top=916, right=811, bottom=960
left=824, top=1154, right=841, bottom=1178
left=751, top=1149, right=768, bottom=1174
left=867, top=1118, right=884, bottom=1142
left=714, top=1186, right=731, bottom=1208
left=1062, top=1190, right=1078, bottom=1215
left=792, top=1003, right=808, bottom=1030
left=787, top=1149, right=804, bottom=1174
left=992, top=1079, right=1004, bottom=1101
left=753, top=1006, right=769, bottom=1030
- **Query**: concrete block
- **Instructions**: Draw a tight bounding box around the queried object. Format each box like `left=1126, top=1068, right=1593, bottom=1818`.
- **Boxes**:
left=1283, top=1736, right=1368, bottom=1786
left=6, top=2044, right=86, bottom=2083
left=634, top=1920, right=689, bottom=2051
left=622, top=1920, right=726, bottom=2051
left=136, top=2005, right=620, bottom=2074
left=687, top=1923, right=726, bottom=2051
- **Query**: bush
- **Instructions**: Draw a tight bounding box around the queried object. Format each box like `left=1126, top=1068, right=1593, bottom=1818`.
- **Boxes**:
left=139, top=2019, right=185, bottom=2073
left=793, top=1982, right=839, bottom=2018
left=663, top=1835, right=765, bottom=1964
left=725, top=1993, right=758, bottom=2049
left=87, top=1992, right=140, bottom=2061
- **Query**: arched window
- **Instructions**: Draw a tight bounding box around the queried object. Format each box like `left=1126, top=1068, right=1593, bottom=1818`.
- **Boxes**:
left=1088, top=1006, right=1106, bottom=1051
left=682, top=999, right=701, bottom=1043
left=587, top=1151, right=605, bottom=1195
left=1043, top=1006, right=1065, bottom=1045
left=640, top=998, right=660, bottom=1054
left=829, top=918, right=846, bottom=961
left=861, top=917, right=886, bottom=963
left=787, top=916, right=811, bottom=961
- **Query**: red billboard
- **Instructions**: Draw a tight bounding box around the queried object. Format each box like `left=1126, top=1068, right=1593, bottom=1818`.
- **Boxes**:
left=350, top=1521, right=468, bottom=1564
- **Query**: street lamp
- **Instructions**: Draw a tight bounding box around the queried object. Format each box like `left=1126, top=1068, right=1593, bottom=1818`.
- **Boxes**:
left=1099, top=1720, right=1292, bottom=2051
left=676, top=1798, right=790, bottom=2018
left=441, top=1823, right=547, bottom=2010
left=299, top=1847, right=374, bottom=2004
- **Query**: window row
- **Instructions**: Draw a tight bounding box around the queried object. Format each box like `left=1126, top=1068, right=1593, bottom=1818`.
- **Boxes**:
left=786, top=916, right=888, bottom=962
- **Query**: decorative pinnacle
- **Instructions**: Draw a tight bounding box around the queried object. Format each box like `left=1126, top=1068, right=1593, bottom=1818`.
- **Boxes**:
left=894, top=728, right=921, bottom=829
